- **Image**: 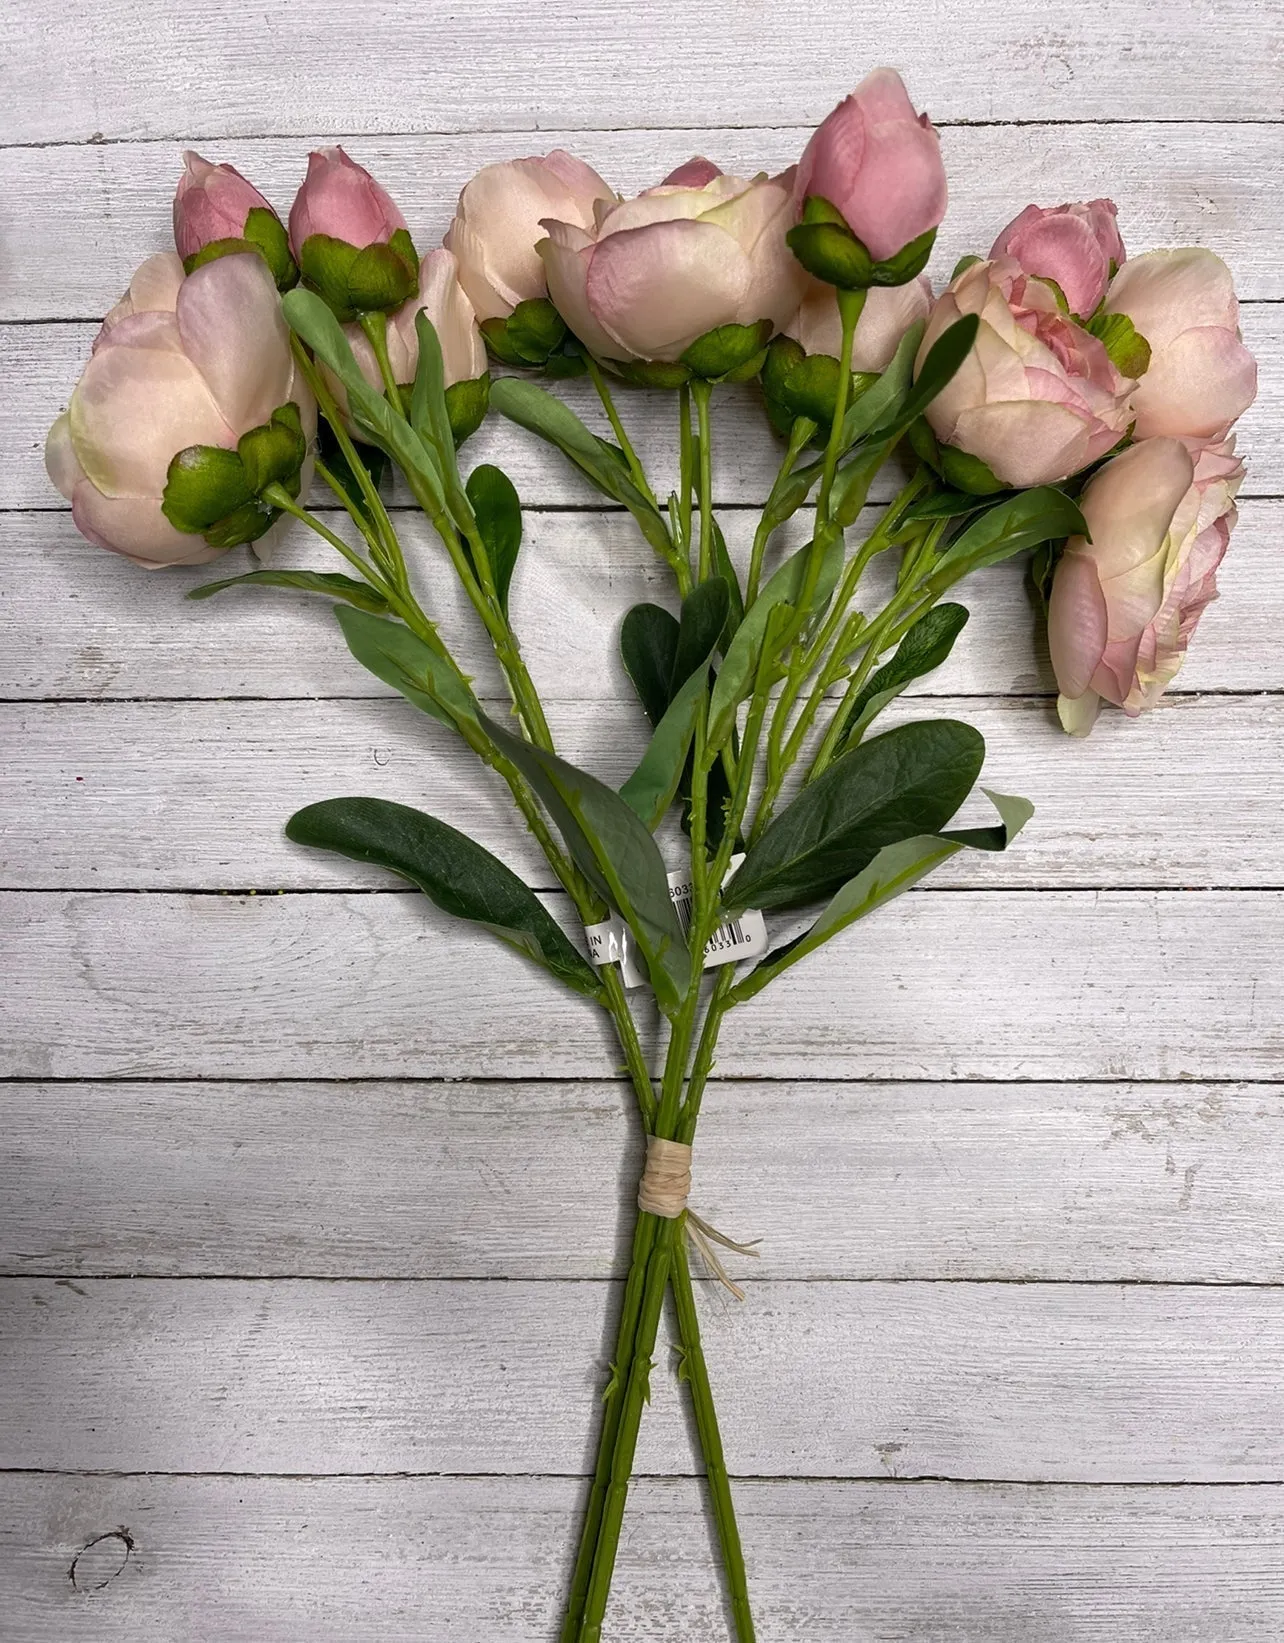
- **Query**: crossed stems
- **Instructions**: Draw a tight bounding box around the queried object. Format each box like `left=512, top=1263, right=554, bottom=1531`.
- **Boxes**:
left=278, top=308, right=950, bottom=1643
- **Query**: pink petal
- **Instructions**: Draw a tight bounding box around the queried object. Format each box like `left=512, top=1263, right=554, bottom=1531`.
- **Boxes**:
left=1048, top=548, right=1109, bottom=699
left=71, top=483, right=217, bottom=566
left=1131, top=325, right=1258, bottom=441
left=538, top=220, right=625, bottom=360
left=176, top=252, right=293, bottom=433
left=584, top=218, right=751, bottom=362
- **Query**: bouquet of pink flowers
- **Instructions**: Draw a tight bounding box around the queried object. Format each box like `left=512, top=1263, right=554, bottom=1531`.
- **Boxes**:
left=46, top=67, right=1257, bottom=1640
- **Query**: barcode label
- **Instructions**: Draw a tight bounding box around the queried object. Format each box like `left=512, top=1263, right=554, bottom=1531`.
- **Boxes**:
left=586, top=854, right=768, bottom=990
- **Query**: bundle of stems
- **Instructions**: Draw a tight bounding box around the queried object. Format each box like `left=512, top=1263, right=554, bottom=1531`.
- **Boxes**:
left=196, top=284, right=1065, bottom=1641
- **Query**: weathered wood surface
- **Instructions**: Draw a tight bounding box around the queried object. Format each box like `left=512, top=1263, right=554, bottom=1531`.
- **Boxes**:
left=5, top=0, right=1284, bottom=1635
left=3, top=1080, right=1280, bottom=1282
left=1, top=889, right=1279, bottom=1081
left=6, top=1475, right=1282, bottom=1643
left=5, top=503, right=1284, bottom=701
left=4, top=1277, right=1284, bottom=1478
left=5, top=305, right=1280, bottom=511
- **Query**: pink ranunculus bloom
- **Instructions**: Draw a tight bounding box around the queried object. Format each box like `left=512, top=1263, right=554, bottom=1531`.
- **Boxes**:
left=95, top=252, right=187, bottom=346
left=990, top=198, right=1124, bottom=318
left=173, top=150, right=277, bottom=259
left=794, top=68, right=947, bottom=262
left=785, top=273, right=933, bottom=371
left=1048, top=435, right=1244, bottom=734
left=340, top=248, right=486, bottom=400
left=288, top=146, right=408, bottom=254
left=444, top=151, right=616, bottom=323
left=1103, top=247, right=1258, bottom=442
left=918, top=257, right=1136, bottom=489
left=45, top=253, right=315, bottom=569
left=538, top=167, right=805, bottom=364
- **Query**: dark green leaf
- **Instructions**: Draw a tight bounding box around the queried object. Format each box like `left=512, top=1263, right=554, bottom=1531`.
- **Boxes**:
left=730, top=789, right=1032, bottom=1001
left=710, top=518, right=744, bottom=636
left=902, top=490, right=996, bottom=522
left=480, top=716, right=690, bottom=1014
left=839, top=321, right=922, bottom=447
left=285, top=796, right=601, bottom=997
left=939, top=445, right=1006, bottom=496
left=620, top=603, right=680, bottom=728
left=838, top=604, right=970, bottom=750
left=334, top=605, right=480, bottom=733
left=620, top=578, right=729, bottom=830
left=317, top=418, right=390, bottom=521
left=866, top=315, right=980, bottom=441
left=724, top=718, right=986, bottom=911
left=925, top=487, right=1088, bottom=596
left=187, top=568, right=389, bottom=613
left=465, top=464, right=522, bottom=613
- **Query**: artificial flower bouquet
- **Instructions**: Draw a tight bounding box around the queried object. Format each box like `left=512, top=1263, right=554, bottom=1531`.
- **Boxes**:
left=46, top=68, right=1257, bottom=1640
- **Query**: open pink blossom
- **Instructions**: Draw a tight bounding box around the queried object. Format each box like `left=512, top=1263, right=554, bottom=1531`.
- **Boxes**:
left=794, top=68, right=946, bottom=261
left=990, top=198, right=1124, bottom=318
left=45, top=253, right=314, bottom=568
left=785, top=274, right=932, bottom=371
left=1048, top=435, right=1244, bottom=733
left=288, top=146, right=408, bottom=254
left=173, top=151, right=277, bottom=259
left=539, top=166, right=805, bottom=364
left=445, top=151, right=616, bottom=322
left=918, top=257, right=1136, bottom=488
left=1103, top=247, right=1257, bottom=442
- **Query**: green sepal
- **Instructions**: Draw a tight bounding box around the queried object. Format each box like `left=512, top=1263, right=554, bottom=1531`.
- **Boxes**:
left=479, top=299, right=567, bottom=368
left=201, top=498, right=279, bottom=549
left=299, top=229, right=419, bottom=322
left=950, top=254, right=983, bottom=282
left=479, top=317, right=535, bottom=368
left=237, top=401, right=307, bottom=494
left=1086, top=311, right=1152, bottom=378
left=681, top=319, right=772, bottom=381
left=609, top=357, right=692, bottom=389
left=788, top=196, right=936, bottom=290
left=183, top=238, right=258, bottom=276
left=1039, top=276, right=1071, bottom=315
left=906, top=416, right=943, bottom=473
left=242, top=206, right=298, bottom=290
left=161, top=444, right=253, bottom=535
left=939, top=445, right=1006, bottom=496
left=444, top=374, right=491, bottom=446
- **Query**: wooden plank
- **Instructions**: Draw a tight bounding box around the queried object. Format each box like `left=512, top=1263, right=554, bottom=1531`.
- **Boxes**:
left=0, top=889, right=1278, bottom=1081
left=4, top=0, right=1283, bottom=142
left=5, top=501, right=1284, bottom=701
left=4, top=1080, right=1281, bottom=1283
left=6, top=123, right=1284, bottom=319
left=3, top=1276, right=1284, bottom=1478
left=8, top=304, right=1280, bottom=512
left=5, top=694, right=1283, bottom=890
left=4, top=1473, right=1282, bottom=1642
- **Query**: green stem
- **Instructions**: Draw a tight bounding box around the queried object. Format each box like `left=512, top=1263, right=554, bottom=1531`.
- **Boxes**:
left=815, top=287, right=865, bottom=524
left=261, top=483, right=394, bottom=600
left=745, top=419, right=813, bottom=607
left=358, top=311, right=405, bottom=416
left=587, top=357, right=659, bottom=511
left=692, top=378, right=715, bottom=583
left=678, top=384, right=695, bottom=573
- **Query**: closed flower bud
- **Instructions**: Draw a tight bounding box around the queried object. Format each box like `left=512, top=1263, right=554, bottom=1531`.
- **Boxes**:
left=1102, top=248, right=1257, bottom=442
left=288, top=147, right=418, bottom=320
left=919, top=257, right=1135, bottom=488
left=1048, top=435, right=1244, bottom=733
left=989, top=198, right=1124, bottom=318
left=46, top=253, right=315, bottom=568
left=173, top=150, right=296, bottom=290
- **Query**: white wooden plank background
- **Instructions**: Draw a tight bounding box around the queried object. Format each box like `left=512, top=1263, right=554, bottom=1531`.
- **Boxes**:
left=2, top=0, right=1283, bottom=1637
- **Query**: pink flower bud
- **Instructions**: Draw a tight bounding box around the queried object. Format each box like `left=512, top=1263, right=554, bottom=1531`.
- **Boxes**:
left=989, top=198, right=1124, bottom=318
left=539, top=169, right=804, bottom=365
left=46, top=254, right=314, bottom=568
left=1048, top=435, right=1243, bottom=733
left=444, top=151, right=616, bottom=322
left=1103, top=248, right=1257, bottom=442
left=340, top=249, right=486, bottom=402
left=919, top=258, right=1136, bottom=489
left=173, top=150, right=277, bottom=260
left=287, top=146, right=408, bottom=255
left=794, top=68, right=947, bottom=262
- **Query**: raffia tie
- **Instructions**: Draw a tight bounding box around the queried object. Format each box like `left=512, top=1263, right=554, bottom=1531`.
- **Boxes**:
left=637, top=1136, right=761, bottom=1301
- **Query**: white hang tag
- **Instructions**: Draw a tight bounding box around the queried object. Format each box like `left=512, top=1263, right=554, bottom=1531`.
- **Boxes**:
left=586, top=853, right=768, bottom=990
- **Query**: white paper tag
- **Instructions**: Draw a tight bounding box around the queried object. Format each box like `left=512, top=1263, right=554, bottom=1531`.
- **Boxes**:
left=586, top=854, right=768, bottom=991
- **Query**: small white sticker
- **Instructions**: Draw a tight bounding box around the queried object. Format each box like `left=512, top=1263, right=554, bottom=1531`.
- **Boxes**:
left=586, top=853, right=768, bottom=990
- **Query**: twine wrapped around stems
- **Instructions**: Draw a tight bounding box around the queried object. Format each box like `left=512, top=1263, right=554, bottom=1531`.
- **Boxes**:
left=637, top=1136, right=761, bottom=1299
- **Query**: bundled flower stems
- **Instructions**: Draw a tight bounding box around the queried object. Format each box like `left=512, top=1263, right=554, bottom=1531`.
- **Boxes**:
left=47, top=68, right=1258, bottom=1640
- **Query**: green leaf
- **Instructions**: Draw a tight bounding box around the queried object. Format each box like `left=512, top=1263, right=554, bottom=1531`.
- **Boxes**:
left=1086, top=311, right=1152, bottom=378
left=465, top=464, right=522, bottom=613
left=283, top=287, right=446, bottom=513
left=620, top=603, right=681, bottom=727
left=285, top=796, right=601, bottom=998
left=707, top=531, right=844, bottom=751
left=187, top=568, right=389, bottom=613
left=837, top=604, right=970, bottom=751
left=866, top=315, right=980, bottom=442
left=619, top=578, right=729, bottom=830
left=902, top=490, right=996, bottom=522
left=724, top=718, right=986, bottom=911
left=839, top=321, right=922, bottom=447
left=731, top=789, right=1032, bottom=1000
left=333, top=605, right=480, bottom=734
left=710, top=517, right=744, bottom=636
left=479, top=717, right=690, bottom=1014
left=410, top=309, right=455, bottom=462
left=950, top=254, right=983, bottom=282
left=925, top=487, right=1088, bottom=596
left=489, top=377, right=673, bottom=563
left=445, top=376, right=490, bottom=445
left=938, top=445, right=1006, bottom=496
left=317, top=417, right=390, bottom=523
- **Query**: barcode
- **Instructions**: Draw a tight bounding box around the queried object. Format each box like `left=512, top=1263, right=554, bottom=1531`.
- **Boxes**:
left=670, top=884, right=750, bottom=957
